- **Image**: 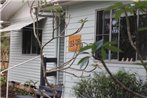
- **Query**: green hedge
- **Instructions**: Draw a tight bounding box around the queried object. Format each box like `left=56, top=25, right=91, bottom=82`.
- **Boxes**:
left=73, top=71, right=147, bottom=98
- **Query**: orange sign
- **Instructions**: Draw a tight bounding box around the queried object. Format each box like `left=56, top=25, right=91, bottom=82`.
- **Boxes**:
left=68, top=34, right=81, bottom=52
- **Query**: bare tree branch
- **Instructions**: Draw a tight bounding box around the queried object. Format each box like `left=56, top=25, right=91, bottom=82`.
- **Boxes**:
left=124, top=9, right=147, bottom=72
left=28, top=1, right=88, bottom=97
left=100, top=57, right=147, bottom=98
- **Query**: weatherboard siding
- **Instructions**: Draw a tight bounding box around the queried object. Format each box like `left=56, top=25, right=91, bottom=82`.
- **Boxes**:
left=42, top=18, right=57, bottom=84
left=8, top=18, right=57, bottom=85
left=8, top=31, right=41, bottom=85
left=7, top=1, right=146, bottom=98
left=63, top=2, right=146, bottom=98
left=63, top=2, right=97, bottom=97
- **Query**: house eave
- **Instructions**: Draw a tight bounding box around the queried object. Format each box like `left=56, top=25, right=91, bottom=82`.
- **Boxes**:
left=0, top=0, right=25, bottom=21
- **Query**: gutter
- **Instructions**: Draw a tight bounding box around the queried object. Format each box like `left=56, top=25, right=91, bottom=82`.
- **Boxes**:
left=59, top=1, right=83, bottom=6
left=0, top=0, right=10, bottom=10
left=1, top=0, right=27, bottom=21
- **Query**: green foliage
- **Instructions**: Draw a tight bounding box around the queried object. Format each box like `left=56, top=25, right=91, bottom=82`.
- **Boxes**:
left=47, top=5, right=64, bottom=16
left=80, top=43, right=94, bottom=52
left=104, top=44, right=122, bottom=53
left=73, top=71, right=147, bottom=98
left=107, top=1, right=147, bottom=31
left=78, top=56, right=90, bottom=69
left=8, top=80, right=37, bottom=96
left=107, top=1, right=147, bottom=18
left=95, top=39, right=103, bottom=50
left=10, top=87, right=33, bottom=96
left=76, top=1, right=147, bottom=97
left=138, top=26, right=147, bottom=31
left=78, top=18, right=88, bottom=24
left=40, top=1, right=65, bottom=17
left=0, top=75, right=7, bottom=86
left=78, top=40, right=121, bottom=68
left=134, top=1, right=147, bottom=12
left=101, top=48, right=107, bottom=59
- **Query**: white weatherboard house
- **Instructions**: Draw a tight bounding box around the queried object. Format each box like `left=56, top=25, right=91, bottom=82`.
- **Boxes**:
left=0, top=1, right=146, bottom=98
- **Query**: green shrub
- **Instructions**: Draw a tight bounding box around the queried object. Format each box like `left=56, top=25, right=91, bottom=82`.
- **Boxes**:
left=0, top=75, right=7, bottom=87
left=73, top=71, right=147, bottom=98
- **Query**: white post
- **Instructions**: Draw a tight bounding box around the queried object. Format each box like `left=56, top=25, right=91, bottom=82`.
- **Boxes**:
left=0, top=55, right=40, bottom=98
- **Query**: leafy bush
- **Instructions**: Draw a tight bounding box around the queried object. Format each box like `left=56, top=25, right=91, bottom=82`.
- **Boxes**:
left=73, top=71, right=147, bottom=98
left=0, top=75, right=7, bottom=87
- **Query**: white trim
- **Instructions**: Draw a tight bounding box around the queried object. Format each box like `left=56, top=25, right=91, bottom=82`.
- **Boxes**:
left=1, top=55, right=40, bottom=98
left=56, top=17, right=60, bottom=84
left=0, top=18, right=44, bottom=32
left=108, top=10, right=112, bottom=61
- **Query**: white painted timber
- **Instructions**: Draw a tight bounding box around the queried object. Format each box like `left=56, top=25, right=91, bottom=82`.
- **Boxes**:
left=8, top=31, right=41, bottom=86
left=42, top=18, right=57, bottom=84
left=8, top=18, right=57, bottom=86
left=63, top=1, right=146, bottom=98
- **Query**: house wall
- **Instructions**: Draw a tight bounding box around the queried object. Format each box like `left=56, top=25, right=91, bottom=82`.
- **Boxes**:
left=42, top=18, right=57, bottom=84
left=7, top=1, right=146, bottom=98
left=8, top=30, right=41, bottom=85
left=8, top=3, right=57, bottom=85
left=63, top=1, right=146, bottom=98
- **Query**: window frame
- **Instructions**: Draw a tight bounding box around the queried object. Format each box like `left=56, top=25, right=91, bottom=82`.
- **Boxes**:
left=22, top=23, right=42, bottom=55
left=95, top=9, right=147, bottom=62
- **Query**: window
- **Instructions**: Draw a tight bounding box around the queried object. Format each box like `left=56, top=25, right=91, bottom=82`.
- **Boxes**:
left=96, top=10, right=147, bottom=61
left=22, top=22, right=43, bottom=54
left=138, top=14, right=147, bottom=60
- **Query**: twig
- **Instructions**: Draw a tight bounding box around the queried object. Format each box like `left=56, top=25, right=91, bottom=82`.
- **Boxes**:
left=124, top=9, right=147, bottom=72
left=100, top=57, right=147, bottom=98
